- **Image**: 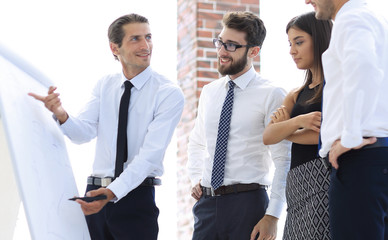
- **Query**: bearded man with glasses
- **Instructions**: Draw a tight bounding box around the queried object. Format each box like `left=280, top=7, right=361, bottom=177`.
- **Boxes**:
left=187, top=11, right=291, bottom=240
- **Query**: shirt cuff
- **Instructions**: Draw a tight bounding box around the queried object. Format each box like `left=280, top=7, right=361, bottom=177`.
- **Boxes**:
left=265, top=198, right=284, bottom=219
left=53, top=113, right=71, bottom=130
left=107, top=178, right=128, bottom=202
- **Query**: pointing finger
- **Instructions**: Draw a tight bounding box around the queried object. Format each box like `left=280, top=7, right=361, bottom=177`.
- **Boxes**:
left=28, top=92, right=45, bottom=101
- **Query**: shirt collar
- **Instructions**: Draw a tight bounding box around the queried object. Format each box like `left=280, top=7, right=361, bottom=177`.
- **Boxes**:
left=225, top=66, right=256, bottom=90
left=120, top=66, right=152, bottom=90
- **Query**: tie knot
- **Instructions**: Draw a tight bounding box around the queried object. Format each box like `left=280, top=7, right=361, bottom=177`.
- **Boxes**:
left=228, top=80, right=235, bottom=89
left=124, top=81, right=133, bottom=90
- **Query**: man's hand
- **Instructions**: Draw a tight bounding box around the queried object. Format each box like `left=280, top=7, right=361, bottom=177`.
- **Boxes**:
left=250, top=215, right=278, bottom=240
left=191, top=182, right=202, bottom=201
left=329, top=137, right=377, bottom=169
left=28, top=86, right=68, bottom=124
left=76, top=188, right=116, bottom=215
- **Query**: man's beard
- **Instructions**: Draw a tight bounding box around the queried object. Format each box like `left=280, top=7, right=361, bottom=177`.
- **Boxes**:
left=315, top=0, right=335, bottom=20
left=218, top=50, right=248, bottom=76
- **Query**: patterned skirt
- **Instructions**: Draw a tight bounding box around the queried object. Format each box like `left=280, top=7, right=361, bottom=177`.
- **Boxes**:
left=283, top=158, right=331, bottom=240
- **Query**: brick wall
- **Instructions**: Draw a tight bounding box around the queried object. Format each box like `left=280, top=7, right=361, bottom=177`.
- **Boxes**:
left=176, top=0, right=261, bottom=239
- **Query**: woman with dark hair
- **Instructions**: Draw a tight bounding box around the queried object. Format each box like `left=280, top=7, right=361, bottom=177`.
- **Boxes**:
left=263, top=12, right=332, bottom=239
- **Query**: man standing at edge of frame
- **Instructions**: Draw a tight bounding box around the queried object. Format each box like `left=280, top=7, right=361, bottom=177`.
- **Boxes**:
left=305, top=0, right=388, bottom=239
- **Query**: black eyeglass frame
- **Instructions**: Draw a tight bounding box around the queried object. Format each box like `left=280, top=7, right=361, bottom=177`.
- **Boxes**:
left=212, top=38, right=252, bottom=52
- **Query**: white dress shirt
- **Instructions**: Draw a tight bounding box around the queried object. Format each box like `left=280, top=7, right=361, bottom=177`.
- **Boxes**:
left=59, top=66, right=184, bottom=201
left=187, top=67, right=291, bottom=218
left=319, top=0, right=388, bottom=157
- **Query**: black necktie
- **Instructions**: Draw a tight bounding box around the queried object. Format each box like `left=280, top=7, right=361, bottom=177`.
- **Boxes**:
left=114, top=81, right=133, bottom=178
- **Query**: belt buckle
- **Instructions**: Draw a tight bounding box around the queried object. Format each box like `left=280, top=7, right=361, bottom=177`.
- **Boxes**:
left=100, top=178, right=112, bottom=187
left=210, top=188, right=221, bottom=197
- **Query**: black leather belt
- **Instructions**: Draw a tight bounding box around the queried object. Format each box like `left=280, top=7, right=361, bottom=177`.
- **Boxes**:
left=141, top=177, right=162, bottom=186
left=320, top=137, right=388, bottom=171
left=362, top=137, right=388, bottom=149
left=87, top=176, right=161, bottom=187
left=201, top=183, right=267, bottom=197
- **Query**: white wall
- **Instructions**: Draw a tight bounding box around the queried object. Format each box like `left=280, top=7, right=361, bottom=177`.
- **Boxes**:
left=261, top=1, right=311, bottom=91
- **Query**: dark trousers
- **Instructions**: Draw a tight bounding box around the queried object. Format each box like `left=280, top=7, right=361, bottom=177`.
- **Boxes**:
left=85, top=184, right=159, bottom=240
left=192, top=188, right=268, bottom=240
left=329, top=148, right=388, bottom=240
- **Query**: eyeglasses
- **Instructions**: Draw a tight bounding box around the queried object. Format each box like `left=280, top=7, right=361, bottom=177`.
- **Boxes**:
left=212, top=38, right=251, bottom=52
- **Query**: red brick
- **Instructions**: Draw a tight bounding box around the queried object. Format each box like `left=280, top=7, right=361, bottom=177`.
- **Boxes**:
left=197, top=80, right=211, bottom=88
left=198, top=11, right=223, bottom=21
left=212, top=61, right=218, bottom=69
left=249, top=6, right=260, bottom=14
left=197, top=30, right=212, bottom=38
left=206, top=51, right=218, bottom=59
left=197, top=70, right=219, bottom=79
left=213, top=0, right=239, bottom=3
left=198, top=39, right=215, bottom=48
left=197, top=49, right=204, bottom=57
left=198, top=2, right=214, bottom=10
left=196, top=90, right=202, bottom=99
left=197, top=60, right=211, bottom=68
left=216, top=3, right=246, bottom=11
left=241, top=0, right=259, bottom=4
left=197, top=19, right=203, bottom=28
left=204, top=20, right=223, bottom=29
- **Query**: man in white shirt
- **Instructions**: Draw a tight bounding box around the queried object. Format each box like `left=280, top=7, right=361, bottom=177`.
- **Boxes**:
left=187, top=11, right=291, bottom=240
left=29, top=13, right=184, bottom=239
left=305, top=0, right=388, bottom=239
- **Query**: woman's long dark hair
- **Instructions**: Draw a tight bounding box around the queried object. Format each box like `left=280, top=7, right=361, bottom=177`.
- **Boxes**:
left=286, top=12, right=333, bottom=103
